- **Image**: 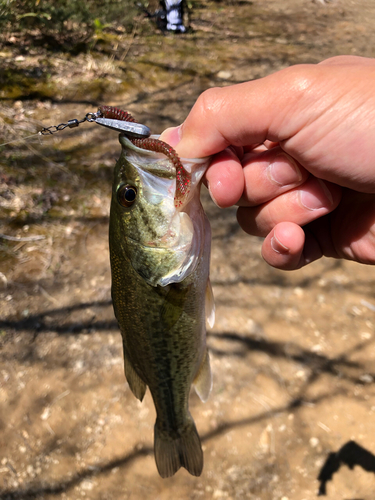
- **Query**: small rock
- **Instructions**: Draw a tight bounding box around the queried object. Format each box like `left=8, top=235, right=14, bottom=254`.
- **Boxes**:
left=81, top=480, right=93, bottom=491
left=40, top=407, right=50, bottom=421
left=309, top=437, right=319, bottom=448
left=359, top=374, right=373, bottom=384
left=216, top=70, right=232, bottom=80
left=361, top=332, right=372, bottom=340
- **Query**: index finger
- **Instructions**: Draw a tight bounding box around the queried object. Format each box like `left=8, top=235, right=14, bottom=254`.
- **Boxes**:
left=161, top=65, right=316, bottom=158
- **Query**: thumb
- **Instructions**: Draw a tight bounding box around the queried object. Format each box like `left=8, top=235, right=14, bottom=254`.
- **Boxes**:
left=159, top=126, right=182, bottom=149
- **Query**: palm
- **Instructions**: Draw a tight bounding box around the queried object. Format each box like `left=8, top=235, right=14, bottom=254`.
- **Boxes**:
left=307, top=190, right=375, bottom=264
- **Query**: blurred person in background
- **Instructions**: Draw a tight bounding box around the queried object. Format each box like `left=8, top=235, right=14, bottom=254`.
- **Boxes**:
left=164, top=0, right=186, bottom=33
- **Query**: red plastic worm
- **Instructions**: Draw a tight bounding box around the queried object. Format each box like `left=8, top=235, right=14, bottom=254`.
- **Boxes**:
left=99, top=106, right=190, bottom=208
left=98, top=105, right=136, bottom=123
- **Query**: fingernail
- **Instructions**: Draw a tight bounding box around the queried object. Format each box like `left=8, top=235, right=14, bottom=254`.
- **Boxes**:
left=159, top=125, right=182, bottom=147
left=207, top=181, right=221, bottom=208
left=268, top=154, right=302, bottom=186
left=271, top=233, right=289, bottom=254
left=300, top=179, right=334, bottom=210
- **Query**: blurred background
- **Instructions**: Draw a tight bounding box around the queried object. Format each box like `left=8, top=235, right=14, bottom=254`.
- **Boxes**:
left=2, top=1, right=375, bottom=498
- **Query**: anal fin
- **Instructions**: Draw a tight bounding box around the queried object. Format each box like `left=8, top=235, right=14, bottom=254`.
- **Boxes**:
left=124, top=352, right=147, bottom=401
left=193, top=349, right=212, bottom=403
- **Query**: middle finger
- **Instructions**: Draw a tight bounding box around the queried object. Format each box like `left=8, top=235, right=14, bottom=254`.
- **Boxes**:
left=237, top=177, right=342, bottom=237
left=238, top=146, right=309, bottom=206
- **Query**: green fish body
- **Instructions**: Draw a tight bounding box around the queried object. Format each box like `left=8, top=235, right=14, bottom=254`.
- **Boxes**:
left=109, top=135, right=214, bottom=478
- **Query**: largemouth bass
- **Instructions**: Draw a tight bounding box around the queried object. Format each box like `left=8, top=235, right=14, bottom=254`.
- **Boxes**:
left=109, top=134, right=214, bottom=478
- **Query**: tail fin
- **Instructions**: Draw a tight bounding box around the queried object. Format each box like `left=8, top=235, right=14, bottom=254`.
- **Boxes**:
left=154, top=418, right=203, bottom=478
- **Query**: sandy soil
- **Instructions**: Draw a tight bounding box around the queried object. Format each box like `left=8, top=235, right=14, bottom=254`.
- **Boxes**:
left=2, top=1, right=375, bottom=499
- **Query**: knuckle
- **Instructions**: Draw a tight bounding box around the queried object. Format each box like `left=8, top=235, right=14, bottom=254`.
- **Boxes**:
left=282, top=65, right=316, bottom=94
left=194, top=87, right=226, bottom=120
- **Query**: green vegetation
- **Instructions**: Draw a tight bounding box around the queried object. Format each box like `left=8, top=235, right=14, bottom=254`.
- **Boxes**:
left=0, top=0, right=144, bottom=50
left=0, top=0, right=232, bottom=52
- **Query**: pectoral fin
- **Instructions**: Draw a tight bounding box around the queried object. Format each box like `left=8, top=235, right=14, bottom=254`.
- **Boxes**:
left=160, top=285, right=190, bottom=330
left=123, top=351, right=147, bottom=401
left=205, top=279, right=215, bottom=328
left=193, top=349, right=212, bottom=403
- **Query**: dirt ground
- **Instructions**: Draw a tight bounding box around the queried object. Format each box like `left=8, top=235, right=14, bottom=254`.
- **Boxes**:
left=2, top=0, right=375, bottom=499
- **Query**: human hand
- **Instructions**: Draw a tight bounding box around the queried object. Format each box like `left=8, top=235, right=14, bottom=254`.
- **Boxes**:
left=160, top=56, right=375, bottom=269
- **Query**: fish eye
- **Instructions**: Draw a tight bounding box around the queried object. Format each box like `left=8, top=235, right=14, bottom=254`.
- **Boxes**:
left=117, top=184, right=137, bottom=207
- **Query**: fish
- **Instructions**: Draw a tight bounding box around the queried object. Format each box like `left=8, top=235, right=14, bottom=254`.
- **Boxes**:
left=109, top=133, right=215, bottom=478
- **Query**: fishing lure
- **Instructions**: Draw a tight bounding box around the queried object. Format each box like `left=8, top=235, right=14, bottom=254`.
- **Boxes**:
left=39, top=106, right=191, bottom=207
left=98, top=106, right=136, bottom=123
left=98, top=106, right=191, bottom=208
